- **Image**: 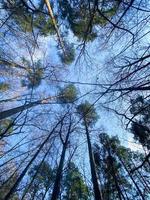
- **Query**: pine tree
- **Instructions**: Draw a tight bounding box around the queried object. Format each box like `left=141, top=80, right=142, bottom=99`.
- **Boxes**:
left=62, top=162, right=90, bottom=200
left=0, top=82, right=10, bottom=92
left=94, top=133, right=149, bottom=200
left=130, top=96, right=150, bottom=150
left=77, top=101, right=103, bottom=200
left=3, top=0, right=55, bottom=36
left=27, top=161, right=54, bottom=200
left=58, top=0, right=121, bottom=41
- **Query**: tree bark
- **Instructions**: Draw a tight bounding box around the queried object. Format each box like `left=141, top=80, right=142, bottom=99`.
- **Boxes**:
left=0, top=96, right=59, bottom=121
left=44, top=0, right=65, bottom=54
left=84, top=119, right=103, bottom=200
left=131, top=160, right=150, bottom=192
left=51, top=118, right=72, bottom=200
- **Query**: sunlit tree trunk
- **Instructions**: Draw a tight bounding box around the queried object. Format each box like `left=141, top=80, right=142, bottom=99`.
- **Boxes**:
left=44, top=0, right=65, bottom=54
left=0, top=96, right=60, bottom=120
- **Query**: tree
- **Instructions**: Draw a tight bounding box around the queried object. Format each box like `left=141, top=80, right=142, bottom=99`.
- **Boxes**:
left=59, top=42, right=75, bottom=65
left=3, top=0, right=55, bottom=36
left=62, top=162, right=90, bottom=200
left=94, top=133, right=149, bottom=200
left=0, top=160, right=19, bottom=200
left=21, top=59, right=43, bottom=89
left=58, top=0, right=121, bottom=41
left=0, top=172, right=19, bottom=200
left=27, top=161, right=54, bottom=200
left=51, top=115, right=73, bottom=200
left=77, top=101, right=102, bottom=200
left=58, top=84, right=78, bottom=103
left=0, top=82, right=9, bottom=92
left=1, top=1, right=150, bottom=200
left=95, top=134, right=132, bottom=200
left=2, top=115, right=67, bottom=200
left=77, top=101, right=98, bottom=126
left=130, top=96, right=150, bottom=150
left=0, top=84, right=78, bottom=120
left=131, top=122, right=150, bottom=150
left=44, top=0, right=66, bottom=53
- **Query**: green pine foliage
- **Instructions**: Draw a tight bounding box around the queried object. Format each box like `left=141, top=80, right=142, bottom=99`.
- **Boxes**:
left=59, top=43, right=75, bottom=65
left=59, top=0, right=121, bottom=41
left=77, top=101, right=99, bottom=126
left=130, top=96, right=150, bottom=149
left=58, top=84, right=78, bottom=103
left=94, top=133, right=150, bottom=200
left=0, top=82, right=10, bottom=92
left=27, top=162, right=55, bottom=199
left=62, top=162, right=91, bottom=200
left=21, top=59, right=43, bottom=88
left=4, top=0, right=55, bottom=36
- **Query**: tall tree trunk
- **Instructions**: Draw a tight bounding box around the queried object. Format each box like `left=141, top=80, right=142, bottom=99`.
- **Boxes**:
left=0, top=59, right=28, bottom=71
left=131, top=160, right=150, bottom=192
left=107, top=148, right=125, bottom=200
left=20, top=135, right=56, bottom=200
left=0, top=96, right=59, bottom=120
left=84, top=119, right=103, bottom=200
left=122, top=187, right=130, bottom=200
left=51, top=119, right=72, bottom=200
left=117, top=154, right=146, bottom=200
left=44, top=0, right=65, bottom=54
left=3, top=116, right=66, bottom=200
left=42, top=187, right=49, bottom=200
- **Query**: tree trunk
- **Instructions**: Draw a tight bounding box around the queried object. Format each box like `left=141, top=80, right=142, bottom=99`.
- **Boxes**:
left=0, top=101, right=39, bottom=121
left=84, top=119, right=103, bottom=200
left=44, top=0, right=65, bottom=54
left=51, top=119, right=72, bottom=200
left=0, top=96, right=59, bottom=121
left=0, top=59, right=27, bottom=70
left=42, top=187, right=49, bottom=200
left=131, top=160, right=150, bottom=192
left=20, top=137, right=55, bottom=200
left=107, top=149, right=125, bottom=200
left=117, top=154, right=146, bottom=200
left=3, top=116, right=66, bottom=200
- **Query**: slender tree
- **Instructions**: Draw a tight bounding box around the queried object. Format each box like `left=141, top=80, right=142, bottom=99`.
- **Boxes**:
left=3, top=114, right=67, bottom=200
left=62, top=162, right=91, bottom=200
left=77, top=101, right=103, bottom=200
left=51, top=115, right=74, bottom=200
left=27, top=161, right=54, bottom=200
left=95, top=133, right=149, bottom=200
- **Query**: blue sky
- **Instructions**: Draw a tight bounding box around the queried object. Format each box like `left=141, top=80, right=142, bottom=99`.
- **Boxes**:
left=1, top=2, right=150, bottom=199
left=0, top=25, right=144, bottom=153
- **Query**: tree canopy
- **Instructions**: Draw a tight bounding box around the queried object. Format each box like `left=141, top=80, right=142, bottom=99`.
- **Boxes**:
left=0, top=0, right=150, bottom=199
